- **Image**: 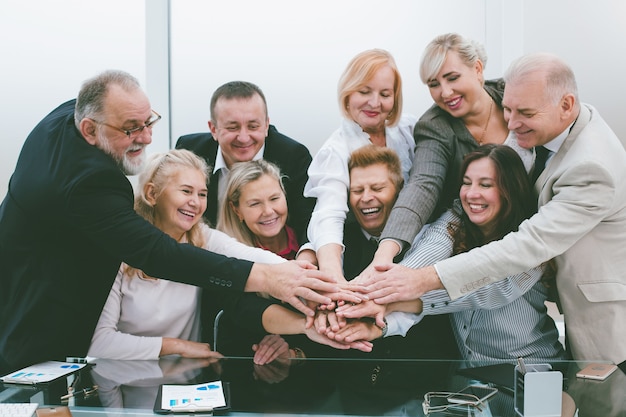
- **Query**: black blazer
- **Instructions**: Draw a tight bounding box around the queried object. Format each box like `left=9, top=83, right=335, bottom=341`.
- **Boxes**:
left=342, top=221, right=380, bottom=281
left=0, top=100, right=254, bottom=373
left=176, top=126, right=315, bottom=243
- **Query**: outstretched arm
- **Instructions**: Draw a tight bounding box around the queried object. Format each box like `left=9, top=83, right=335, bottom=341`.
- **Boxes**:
left=359, top=209, right=455, bottom=304
left=246, top=260, right=363, bottom=316
left=359, top=118, right=459, bottom=282
left=304, top=145, right=351, bottom=284
left=420, top=267, right=543, bottom=314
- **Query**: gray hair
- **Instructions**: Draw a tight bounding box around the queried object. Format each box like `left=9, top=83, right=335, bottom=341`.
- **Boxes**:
left=420, top=33, right=487, bottom=84
left=504, top=52, right=579, bottom=105
left=74, top=70, right=141, bottom=129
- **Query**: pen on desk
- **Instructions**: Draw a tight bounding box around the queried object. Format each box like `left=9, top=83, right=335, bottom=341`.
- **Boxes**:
left=171, top=403, right=214, bottom=413
left=66, top=357, right=89, bottom=364
left=517, top=357, right=527, bottom=375
left=61, top=385, right=98, bottom=400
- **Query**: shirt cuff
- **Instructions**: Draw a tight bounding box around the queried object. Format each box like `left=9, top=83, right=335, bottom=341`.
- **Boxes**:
left=297, top=242, right=314, bottom=256
left=384, top=312, right=424, bottom=337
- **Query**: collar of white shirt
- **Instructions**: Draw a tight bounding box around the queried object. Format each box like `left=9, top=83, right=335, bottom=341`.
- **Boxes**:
left=215, top=144, right=266, bottom=202
left=213, top=143, right=267, bottom=174
left=542, top=121, right=575, bottom=154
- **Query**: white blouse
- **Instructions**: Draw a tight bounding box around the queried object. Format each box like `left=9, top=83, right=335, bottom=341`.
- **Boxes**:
left=304, top=114, right=417, bottom=250
left=88, top=224, right=285, bottom=360
left=504, top=131, right=534, bottom=173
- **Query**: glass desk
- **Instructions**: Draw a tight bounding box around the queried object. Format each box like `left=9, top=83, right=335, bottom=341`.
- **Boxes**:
left=1, top=356, right=624, bottom=416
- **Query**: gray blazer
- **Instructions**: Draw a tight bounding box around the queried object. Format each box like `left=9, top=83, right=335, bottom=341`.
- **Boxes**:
left=381, top=79, right=505, bottom=246
left=437, top=104, right=626, bottom=364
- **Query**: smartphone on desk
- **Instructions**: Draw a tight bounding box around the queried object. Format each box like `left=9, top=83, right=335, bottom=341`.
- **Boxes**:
left=36, top=406, right=73, bottom=417
left=576, top=363, right=618, bottom=381
left=447, top=385, right=498, bottom=405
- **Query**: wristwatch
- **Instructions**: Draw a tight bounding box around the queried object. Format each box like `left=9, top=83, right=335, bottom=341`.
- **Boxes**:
left=291, top=347, right=306, bottom=360
left=380, top=317, right=388, bottom=337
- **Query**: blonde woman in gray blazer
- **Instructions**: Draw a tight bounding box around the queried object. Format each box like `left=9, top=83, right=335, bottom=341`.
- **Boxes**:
left=363, top=33, right=531, bottom=277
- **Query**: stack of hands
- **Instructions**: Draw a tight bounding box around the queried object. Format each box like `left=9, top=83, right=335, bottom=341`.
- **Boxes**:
left=232, top=259, right=439, bottom=371
left=289, top=261, right=438, bottom=353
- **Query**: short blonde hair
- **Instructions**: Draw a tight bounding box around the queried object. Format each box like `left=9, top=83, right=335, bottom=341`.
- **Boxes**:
left=338, top=49, right=403, bottom=126
left=420, top=33, right=487, bottom=84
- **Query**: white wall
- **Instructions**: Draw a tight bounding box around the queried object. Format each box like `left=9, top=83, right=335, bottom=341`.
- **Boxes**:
left=2, top=0, right=625, bottom=200
left=169, top=0, right=489, bottom=156
left=522, top=0, right=626, bottom=142
left=0, top=0, right=146, bottom=199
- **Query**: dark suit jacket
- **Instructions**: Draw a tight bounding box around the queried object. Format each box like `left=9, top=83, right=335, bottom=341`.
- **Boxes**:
left=0, top=100, right=254, bottom=373
left=343, top=221, right=460, bottom=360
left=342, top=220, right=380, bottom=281
left=175, top=127, right=315, bottom=244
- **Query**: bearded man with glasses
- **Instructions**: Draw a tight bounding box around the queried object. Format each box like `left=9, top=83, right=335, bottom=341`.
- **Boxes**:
left=0, top=70, right=354, bottom=374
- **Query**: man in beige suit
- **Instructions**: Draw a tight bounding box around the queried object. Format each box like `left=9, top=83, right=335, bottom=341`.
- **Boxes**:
left=361, top=53, right=626, bottom=370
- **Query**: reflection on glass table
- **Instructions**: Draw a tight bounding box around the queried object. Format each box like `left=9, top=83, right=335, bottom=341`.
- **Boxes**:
left=1, top=357, right=624, bottom=416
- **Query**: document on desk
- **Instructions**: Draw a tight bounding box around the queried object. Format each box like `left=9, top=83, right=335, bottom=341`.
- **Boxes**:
left=155, top=381, right=229, bottom=414
left=1, top=361, right=87, bottom=384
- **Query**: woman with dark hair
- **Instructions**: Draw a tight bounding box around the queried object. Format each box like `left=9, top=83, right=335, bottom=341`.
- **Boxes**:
left=449, top=143, right=536, bottom=253
left=338, top=145, right=564, bottom=361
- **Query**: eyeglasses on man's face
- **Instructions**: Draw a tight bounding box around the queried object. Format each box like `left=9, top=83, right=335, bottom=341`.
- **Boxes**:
left=91, top=109, right=161, bottom=140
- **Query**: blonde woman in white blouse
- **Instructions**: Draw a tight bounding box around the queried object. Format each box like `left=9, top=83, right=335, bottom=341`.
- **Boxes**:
left=304, top=49, right=416, bottom=283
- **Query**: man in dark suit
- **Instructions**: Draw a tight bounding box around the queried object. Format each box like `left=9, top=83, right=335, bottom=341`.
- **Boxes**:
left=0, top=71, right=346, bottom=374
left=329, top=145, right=458, bottom=359
left=176, top=81, right=314, bottom=243
left=176, top=82, right=316, bottom=344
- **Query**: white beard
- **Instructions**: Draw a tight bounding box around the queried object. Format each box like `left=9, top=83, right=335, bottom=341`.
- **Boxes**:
left=96, top=130, right=146, bottom=175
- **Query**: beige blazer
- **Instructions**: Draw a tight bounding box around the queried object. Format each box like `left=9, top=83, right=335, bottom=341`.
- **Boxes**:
left=436, top=104, right=626, bottom=364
